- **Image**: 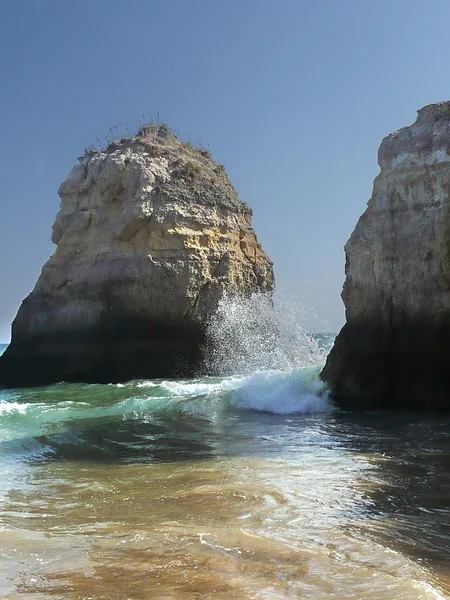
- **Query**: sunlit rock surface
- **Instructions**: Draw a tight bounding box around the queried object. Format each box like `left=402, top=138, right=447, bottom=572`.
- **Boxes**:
left=322, top=102, right=450, bottom=410
left=0, top=125, right=273, bottom=386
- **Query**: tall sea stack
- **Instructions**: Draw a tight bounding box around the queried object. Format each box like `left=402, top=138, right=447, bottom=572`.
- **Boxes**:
left=0, top=125, right=274, bottom=387
left=322, top=101, right=450, bottom=411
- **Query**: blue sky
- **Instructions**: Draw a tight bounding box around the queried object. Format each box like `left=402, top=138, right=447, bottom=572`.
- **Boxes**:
left=1, top=0, right=450, bottom=341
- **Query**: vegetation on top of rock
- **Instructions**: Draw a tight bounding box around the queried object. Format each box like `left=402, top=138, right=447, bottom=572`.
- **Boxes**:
left=80, top=121, right=252, bottom=214
left=84, top=121, right=211, bottom=161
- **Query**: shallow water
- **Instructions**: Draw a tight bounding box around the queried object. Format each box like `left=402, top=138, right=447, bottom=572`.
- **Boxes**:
left=0, top=347, right=449, bottom=599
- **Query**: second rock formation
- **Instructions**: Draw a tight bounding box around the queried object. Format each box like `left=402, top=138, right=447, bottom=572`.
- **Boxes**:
left=322, top=102, right=450, bottom=411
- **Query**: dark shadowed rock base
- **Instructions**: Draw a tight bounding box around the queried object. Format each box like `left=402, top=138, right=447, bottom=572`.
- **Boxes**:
left=321, top=316, right=450, bottom=411
left=0, top=324, right=206, bottom=388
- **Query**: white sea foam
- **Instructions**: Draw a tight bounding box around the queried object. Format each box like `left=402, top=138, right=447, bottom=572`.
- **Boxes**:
left=230, top=368, right=332, bottom=415
left=160, top=377, right=244, bottom=397
left=0, top=401, right=32, bottom=415
left=157, top=369, right=332, bottom=415
left=136, top=381, right=159, bottom=388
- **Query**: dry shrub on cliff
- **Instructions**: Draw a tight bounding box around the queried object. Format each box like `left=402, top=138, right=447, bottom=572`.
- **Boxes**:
left=137, top=122, right=173, bottom=142
left=173, top=160, right=202, bottom=180
left=84, top=119, right=215, bottom=164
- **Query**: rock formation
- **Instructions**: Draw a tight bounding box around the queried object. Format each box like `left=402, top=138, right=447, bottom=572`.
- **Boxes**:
left=322, top=101, right=450, bottom=411
left=0, top=125, right=274, bottom=387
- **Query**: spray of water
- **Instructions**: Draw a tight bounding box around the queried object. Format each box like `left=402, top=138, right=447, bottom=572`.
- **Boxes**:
left=206, top=292, right=328, bottom=376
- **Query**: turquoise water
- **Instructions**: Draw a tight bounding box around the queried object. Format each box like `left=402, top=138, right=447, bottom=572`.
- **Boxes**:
left=0, top=336, right=450, bottom=598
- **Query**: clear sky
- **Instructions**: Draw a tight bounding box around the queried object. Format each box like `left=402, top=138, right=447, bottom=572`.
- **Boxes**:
left=1, top=0, right=450, bottom=341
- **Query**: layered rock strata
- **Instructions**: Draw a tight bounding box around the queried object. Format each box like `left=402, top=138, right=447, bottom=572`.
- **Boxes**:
left=0, top=125, right=274, bottom=387
left=322, top=101, right=450, bottom=410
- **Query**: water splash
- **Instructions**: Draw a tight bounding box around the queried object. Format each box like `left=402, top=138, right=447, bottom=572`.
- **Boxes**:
left=206, top=292, right=328, bottom=376
left=231, top=368, right=331, bottom=414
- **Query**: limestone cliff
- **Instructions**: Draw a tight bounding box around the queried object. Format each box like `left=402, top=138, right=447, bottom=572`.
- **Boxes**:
left=322, top=101, right=450, bottom=410
left=0, top=125, right=274, bottom=387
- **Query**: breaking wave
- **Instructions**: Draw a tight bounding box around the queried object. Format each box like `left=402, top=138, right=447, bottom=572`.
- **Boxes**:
left=0, top=294, right=334, bottom=445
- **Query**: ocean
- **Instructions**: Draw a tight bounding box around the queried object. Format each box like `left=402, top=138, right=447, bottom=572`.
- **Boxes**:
left=0, top=297, right=449, bottom=599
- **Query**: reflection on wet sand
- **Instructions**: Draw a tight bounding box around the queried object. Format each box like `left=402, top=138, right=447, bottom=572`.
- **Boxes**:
left=2, top=431, right=449, bottom=600
left=326, top=413, right=450, bottom=595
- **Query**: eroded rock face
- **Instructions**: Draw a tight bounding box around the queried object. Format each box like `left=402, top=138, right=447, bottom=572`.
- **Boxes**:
left=322, top=102, right=450, bottom=411
left=0, top=126, right=273, bottom=386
